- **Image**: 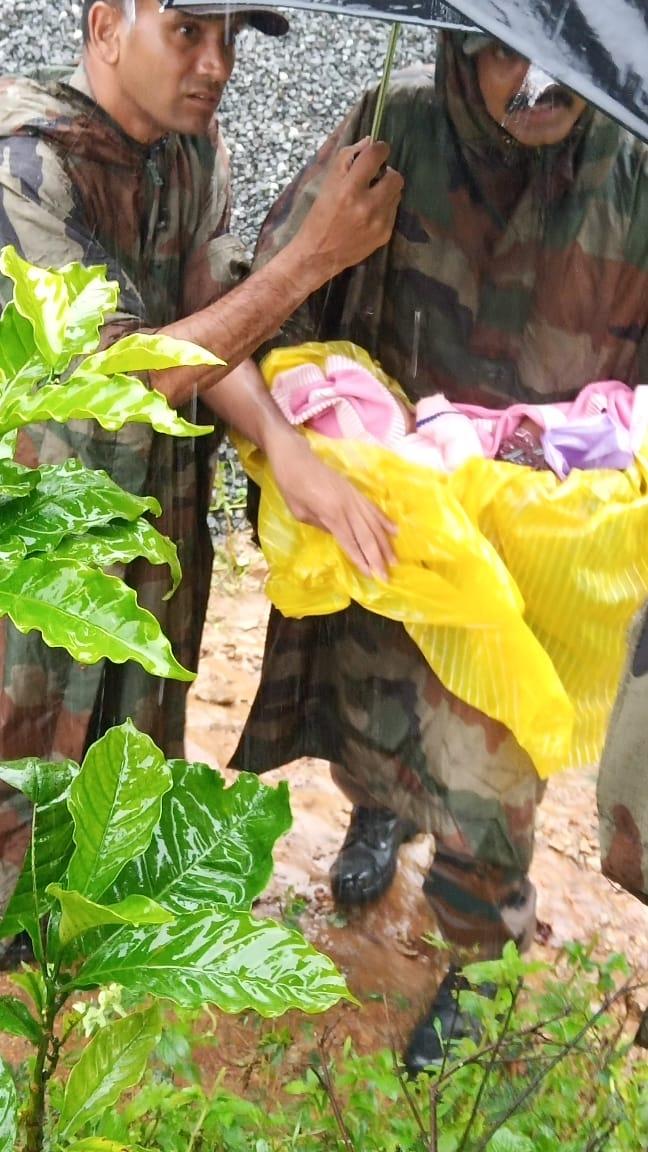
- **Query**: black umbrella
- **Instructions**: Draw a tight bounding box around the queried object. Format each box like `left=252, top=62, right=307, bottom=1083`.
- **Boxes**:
left=164, top=0, right=648, bottom=143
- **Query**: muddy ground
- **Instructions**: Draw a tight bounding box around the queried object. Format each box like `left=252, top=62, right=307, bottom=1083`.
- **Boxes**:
left=1, top=532, right=646, bottom=1081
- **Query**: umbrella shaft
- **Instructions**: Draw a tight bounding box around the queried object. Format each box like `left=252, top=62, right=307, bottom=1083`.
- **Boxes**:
left=370, top=22, right=401, bottom=142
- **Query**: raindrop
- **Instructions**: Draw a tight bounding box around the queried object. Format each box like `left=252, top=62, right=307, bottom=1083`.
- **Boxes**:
left=410, top=308, right=421, bottom=382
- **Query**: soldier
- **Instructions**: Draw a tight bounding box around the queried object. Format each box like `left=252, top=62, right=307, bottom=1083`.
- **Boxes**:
left=233, top=31, right=648, bottom=1071
left=0, top=0, right=402, bottom=933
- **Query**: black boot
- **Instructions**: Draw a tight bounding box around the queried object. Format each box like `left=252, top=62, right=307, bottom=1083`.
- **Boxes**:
left=0, top=930, right=35, bottom=971
left=403, top=966, right=496, bottom=1075
left=330, top=805, right=417, bottom=905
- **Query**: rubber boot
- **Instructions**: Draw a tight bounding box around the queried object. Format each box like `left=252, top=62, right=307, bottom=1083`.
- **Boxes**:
left=330, top=805, right=417, bottom=905
left=403, top=966, right=496, bottom=1075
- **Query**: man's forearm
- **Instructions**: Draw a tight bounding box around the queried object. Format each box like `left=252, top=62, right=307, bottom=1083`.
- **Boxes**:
left=157, top=237, right=324, bottom=409
left=199, top=357, right=298, bottom=455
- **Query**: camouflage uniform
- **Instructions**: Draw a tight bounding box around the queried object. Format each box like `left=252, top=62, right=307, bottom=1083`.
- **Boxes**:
left=0, top=64, right=247, bottom=909
left=233, top=33, right=648, bottom=953
left=598, top=607, right=648, bottom=903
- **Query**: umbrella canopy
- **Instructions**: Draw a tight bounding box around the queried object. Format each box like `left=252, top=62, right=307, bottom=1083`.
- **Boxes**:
left=164, top=0, right=648, bottom=143
left=162, top=0, right=475, bottom=28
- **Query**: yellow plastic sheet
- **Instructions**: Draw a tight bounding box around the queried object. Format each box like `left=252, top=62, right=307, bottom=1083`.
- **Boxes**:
left=235, top=342, right=648, bottom=778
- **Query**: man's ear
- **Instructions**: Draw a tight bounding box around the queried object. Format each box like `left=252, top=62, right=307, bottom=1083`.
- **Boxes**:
left=85, top=2, right=126, bottom=65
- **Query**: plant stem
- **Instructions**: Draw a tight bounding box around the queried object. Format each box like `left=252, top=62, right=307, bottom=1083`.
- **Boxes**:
left=457, top=979, right=522, bottom=1152
left=28, top=807, right=46, bottom=970
left=24, top=993, right=57, bottom=1152
left=429, top=1080, right=439, bottom=1152
left=186, top=1101, right=208, bottom=1152
left=313, top=1036, right=354, bottom=1152
left=390, top=1048, right=429, bottom=1148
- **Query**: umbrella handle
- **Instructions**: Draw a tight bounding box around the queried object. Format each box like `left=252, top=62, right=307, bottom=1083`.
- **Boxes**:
left=370, top=22, right=401, bottom=143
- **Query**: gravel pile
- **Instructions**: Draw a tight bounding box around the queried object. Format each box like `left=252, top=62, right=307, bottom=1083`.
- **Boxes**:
left=1, top=2, right=435, bottom=531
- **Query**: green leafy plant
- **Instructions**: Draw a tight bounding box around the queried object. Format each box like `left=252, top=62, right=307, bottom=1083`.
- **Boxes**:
left=82, top=944, right=647, bottom=1152
left=0, top=721, right=350, bottom=1152
left=2, top=249, right=645, bottom=1152
left=0, top=244, right=222, bottom=679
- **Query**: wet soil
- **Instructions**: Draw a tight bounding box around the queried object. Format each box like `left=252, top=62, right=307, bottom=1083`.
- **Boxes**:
left=2, top=532, right=646, bottom=1082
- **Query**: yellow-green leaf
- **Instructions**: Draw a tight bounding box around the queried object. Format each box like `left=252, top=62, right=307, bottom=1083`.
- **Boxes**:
left=81, top=331, right=223, bottom=375
left=47, top=885, right=174, bottom=949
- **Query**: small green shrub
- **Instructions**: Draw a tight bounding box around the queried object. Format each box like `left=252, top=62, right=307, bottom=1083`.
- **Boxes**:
left=0, top=244, right=221, bottom=678
left=0, top=721, right=350, bottom=1152
left=82, top=943, right=648, bottom=1152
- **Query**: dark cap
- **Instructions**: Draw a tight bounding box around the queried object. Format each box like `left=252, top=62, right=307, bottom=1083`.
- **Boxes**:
left=163, top=1, right=289, bottom=37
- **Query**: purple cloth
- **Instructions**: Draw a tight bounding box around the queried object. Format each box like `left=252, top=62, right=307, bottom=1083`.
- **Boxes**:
left=541, top=413, right=634, bottom=478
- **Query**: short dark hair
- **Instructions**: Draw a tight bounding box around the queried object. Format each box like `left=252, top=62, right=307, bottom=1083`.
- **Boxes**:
left=81, top=0, right=134, bottom=44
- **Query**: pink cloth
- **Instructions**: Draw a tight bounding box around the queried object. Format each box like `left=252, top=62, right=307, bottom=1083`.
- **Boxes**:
left=400, top=394, right=485, bottom=471
left=271, top=358, right=648, bottom=478
left=271, top=357, right=409, bottom=449
left=454, top=381, right=648, bottom=477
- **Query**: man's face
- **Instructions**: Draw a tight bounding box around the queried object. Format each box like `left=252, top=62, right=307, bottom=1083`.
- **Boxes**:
left=110, top=0, right=242, bottom=141
left=476, top=42, right=588, bottom=147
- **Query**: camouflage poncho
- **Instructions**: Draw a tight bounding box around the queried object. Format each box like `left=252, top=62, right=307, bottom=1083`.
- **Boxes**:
left=0, top=63, right=248, bottom=762
left=234, top=33, right=648, bottom=911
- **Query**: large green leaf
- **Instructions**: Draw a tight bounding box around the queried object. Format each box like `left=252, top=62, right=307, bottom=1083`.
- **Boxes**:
left=10, top=969, right=46, bottom=1015
left=0, top=759, right=78, bottom=944
left=52, top=260, right=119, bottom=371
left=0, top=1059, right=16, bottom=1152
left=0, top=300, right=40, bottom=381
left=0, top=431, right=18, bottom=462
left=0, top=460, right=160, bottom=562
left=0, top=245, right=68, bottom=364
left=81, top=331, right=223, bottom=375
left=58, top=1006, right=161, bottom=1139
left=47, top=885, right=174, bottom=950
left=1, top=371, right=210, bottom=438
left=0, top=995, right=42, bottom=1045
left=0, top=555, right=193, bottom=678
left=0, top=756, right=76, bottom=801
left=72, top=908, right=350, bottom=1017
left=0, top=459, right=39, bottom=508
left=110, top=763, right=291, bottom=914
left=35, top=460, right=159, bottom=519
left=67, top=722, right=173, bottom=901
left=52, top=521, right=181, bottom=598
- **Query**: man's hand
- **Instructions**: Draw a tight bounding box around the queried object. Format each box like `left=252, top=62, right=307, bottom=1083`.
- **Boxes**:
left=152, top=143, right=401, bottom=410
left=293, top=139, right=404, bottom=282
left=266, top=428, right=396, bottom=581
left=199, top=360, right=395, bottom=579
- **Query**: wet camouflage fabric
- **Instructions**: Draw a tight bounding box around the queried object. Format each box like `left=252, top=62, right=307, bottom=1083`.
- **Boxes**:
left=597, top=608, right=648, bottom=903
left=0, top=63, right=248, bottom=905
left=233, top=32, right=648, bottom=943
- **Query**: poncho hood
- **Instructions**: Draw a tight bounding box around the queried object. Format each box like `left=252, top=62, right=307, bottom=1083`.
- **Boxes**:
left=0, top=64, right=162, bottom=169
